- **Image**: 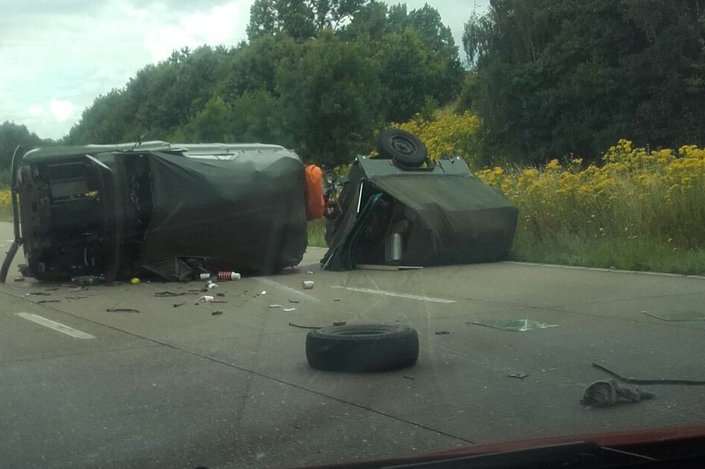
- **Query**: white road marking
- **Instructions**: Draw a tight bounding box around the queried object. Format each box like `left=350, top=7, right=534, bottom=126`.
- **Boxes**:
left=503, top=261, right=705, bottom=280
left=256, top=278, right=321, bottom=303
left=332, top=286, right=456, bottom=304
left=16, top=313, right=95, bottom=339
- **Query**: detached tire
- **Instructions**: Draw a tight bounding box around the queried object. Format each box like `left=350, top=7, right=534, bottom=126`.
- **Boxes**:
left=376, top=129, right=428, bottom=168
left=306, top=324, right=419, bottom=372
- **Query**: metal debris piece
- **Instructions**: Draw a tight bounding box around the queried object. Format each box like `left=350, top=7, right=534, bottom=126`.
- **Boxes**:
left=332, top=321, right=347, bottom=326
left=289, top=299, right=300, bottom=304
left=435, top=331, right=451, bottom=335
left=470, top=319, right=558, bottom=332
left=269, top=304, right=284, bottom=309
left=173, top=302, right=186, bottom=308
left=216, top=292, right=225, bottom=297
left=283, top=307, right=296, bottom=312
left=36, top=299, right=61, bottom=304
left=507, top=372, right=529, bottom=380
left=592, top=362, right=705, bottom=385
left=642, top=311, right=705, bottom=322
left=154, top=291, right=186, bottom=297
left=288, top=322, right=322, bottom=330
left=26, top=292, right=51, bottom=296
left=211, top=311, right=223, bottom=316
left=106, top=308, right=140, bottom=313
left=581, top=380, right=654, bottom=408
left=303, top=280, right=314, bottom=290
left=258, top=290, right=267, bottom=296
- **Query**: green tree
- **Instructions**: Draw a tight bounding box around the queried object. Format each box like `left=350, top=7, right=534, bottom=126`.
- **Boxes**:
left=464, top=0, right=705, bottom=165
left=0, top=122, right=50, bottom=185
left=276, top=32, right=382, bottom=165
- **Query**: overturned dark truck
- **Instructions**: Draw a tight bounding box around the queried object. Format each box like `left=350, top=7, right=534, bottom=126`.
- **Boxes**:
left=2, top=142, right=307, bottom=282
left=322, top=130, right=518, bottom=270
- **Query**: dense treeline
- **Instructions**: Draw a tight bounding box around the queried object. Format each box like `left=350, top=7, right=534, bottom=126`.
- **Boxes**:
left=3, top=0, right=705, bottom=172
left=464, top=0, right=705, bottom=165
left=65, top=1, right=463, bottom=166
left=0, top=122, right=50, bottom=185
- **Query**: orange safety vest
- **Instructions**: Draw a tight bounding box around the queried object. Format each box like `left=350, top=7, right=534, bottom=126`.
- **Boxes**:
left=304, top=164, right=325, bottom=220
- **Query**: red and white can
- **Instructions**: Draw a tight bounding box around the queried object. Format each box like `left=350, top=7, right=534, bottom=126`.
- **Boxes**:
left=217, top=271, right=241, bottom=281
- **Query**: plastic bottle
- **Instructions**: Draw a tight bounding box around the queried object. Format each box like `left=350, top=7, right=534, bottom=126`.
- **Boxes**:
left=217, top=271, right=241, bottom=281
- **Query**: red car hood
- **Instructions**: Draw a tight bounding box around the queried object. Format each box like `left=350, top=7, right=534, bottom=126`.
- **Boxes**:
left=300, top=424, right=705, bottom=468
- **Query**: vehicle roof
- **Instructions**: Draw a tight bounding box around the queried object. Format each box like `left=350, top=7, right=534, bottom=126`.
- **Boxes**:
left=21, top=141, right=291, bottom=163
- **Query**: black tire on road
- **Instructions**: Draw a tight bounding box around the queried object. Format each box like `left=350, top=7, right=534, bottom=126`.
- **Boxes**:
left=306, top=324, right=419, bottom=372
left=376, top=129, right=428, bottom=168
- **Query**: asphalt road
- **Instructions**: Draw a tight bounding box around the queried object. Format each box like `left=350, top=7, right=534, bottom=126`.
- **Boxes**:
left=2, top=221, right=705, bottom=468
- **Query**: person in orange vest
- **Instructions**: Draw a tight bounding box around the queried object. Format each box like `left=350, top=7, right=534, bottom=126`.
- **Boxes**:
left=303, top=163, right=325, bottom=220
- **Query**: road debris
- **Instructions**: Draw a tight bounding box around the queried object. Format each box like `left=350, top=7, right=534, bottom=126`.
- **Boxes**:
left=211, top=311, right=223, bottom=316
left=199, top=273, right=212, bottom=280
left=289, top=299, right=300, bottom=304
left=332, top=321, right=347, bottom=326
left=65, top=296, right=88, bottom=300
left=173, top=302, right=186, bottom=308
left=333, top=298, right=342, bottom=302
left=26, top=292, right=52, bottom=296
left=130, top=277, right=141, bottom=285
left=283, top=307, right=296, bottom=312
left=258, top=290, right=267, bottom=296
left=403, top=375, right=415, bottom=381
left=642, top=311, right=705, bottom=322
left=217, top=271, right=241, bottom=281
left=469, top=319, right=558, bottom=332
left=154, top=291, right=186, bottom=297
left=592, top=362, right=705, bottom=385
left=507, top=372, right=529, bottom=380
left=198, top=295, right=215, bottom=304
left=303, top=280, right=314, bottom=290
left=435, top=331, right=451, bottom=335
left=288, top=322, right=322, bottom=330
left=269, top=304, right=284, bottom=309
left=35, top=299, right=61, bottom=304
left=106, top=308, right=140, bottom=313
left=581, top=380, right=654, bottom=408
left=207, top=281, right=218, bottom=290
left=71, top=275, right=103, bottom=286
left=306, top=271, right=314, bottom=275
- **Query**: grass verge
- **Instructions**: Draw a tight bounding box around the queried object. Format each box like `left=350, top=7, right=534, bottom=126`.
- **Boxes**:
left=307, top=219, right=327, bottom=248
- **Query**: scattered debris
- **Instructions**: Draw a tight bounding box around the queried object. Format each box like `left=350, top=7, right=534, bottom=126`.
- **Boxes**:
left=106, top=308, right=140, bottom=313
left=257, top=290, right=267, bottom=296
left=403, top=375, right=415, bottom=381
left=357, top=264, right=424, bottom=271
left=173, top=302, right=186, bottom=308
left=35, top=299, right=61, bottom=304
left=642, top=311, right=705, bottom=322
left=211, top=311, right=223, bottom=316
left=269, top=304, right=284, bottom=309
left=592, top=362, right=705, bottom=385
left=207, top=281, right=218, bottom=290
left=333, top=298, right=342, bottom=302
left=435, top=331, right=451, bottom=335
left=332, top=321, right=347, bottom=326
left=198, top=295, right=215, bottom=304
left=507, top=372, right=529, bottom=380
left=306, top=271, right=314, bottom=275
left=130, top=277, right=141, bottom=285
left=288, top=322, right=322, bottom=330
left=26, top=292, right=51, bottom=296
left=283, top=307, right=297, bottom=312
left=154, top=291, right=186, bottom=297
left=581, top=380, right=654, bottom=408
left=199, top=273, right=212, bottom=280
left=216, top=292, right=225, bottom=297
left=469, top=319, right=558, bottom=332
left=289, top=299, right=300, bottom=304
left=303, top=280, right=315, bottom=290
left=71, top=275, right=103, bottom=286
left=43, top=287, right=60, bottom=291
left=65, top=296, right=88, bottom=300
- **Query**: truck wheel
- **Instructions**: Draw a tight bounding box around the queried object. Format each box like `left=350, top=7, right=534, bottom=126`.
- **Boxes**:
left=376, top=129, right=428, bottom=168
left=306, top=324, right=419, bottom=372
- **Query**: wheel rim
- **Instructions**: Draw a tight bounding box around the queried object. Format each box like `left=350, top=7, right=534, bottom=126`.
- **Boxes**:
left=390, top=136, right=417, bottom=156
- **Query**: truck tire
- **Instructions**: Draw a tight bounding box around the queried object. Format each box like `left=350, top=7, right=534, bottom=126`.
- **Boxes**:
left=376, top=129, right=428, bottom=168
left=306, top=324, right=419, bottom=372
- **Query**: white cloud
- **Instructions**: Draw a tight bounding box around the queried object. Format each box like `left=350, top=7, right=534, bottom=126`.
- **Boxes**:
left=49, top=99, right=76, bottom=122
left=28, top=104, right=46, bottom=117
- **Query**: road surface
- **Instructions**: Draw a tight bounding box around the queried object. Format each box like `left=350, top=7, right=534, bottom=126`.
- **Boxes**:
left=2, top=222, right=705, bottom=468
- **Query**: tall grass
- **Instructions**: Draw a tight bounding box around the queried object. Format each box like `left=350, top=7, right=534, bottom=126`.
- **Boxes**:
left=478, top=140, right=705, bottom=274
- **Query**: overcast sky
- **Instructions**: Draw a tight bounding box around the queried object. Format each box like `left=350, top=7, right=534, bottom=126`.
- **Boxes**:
left=0, top=1, right=489, bottom=139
